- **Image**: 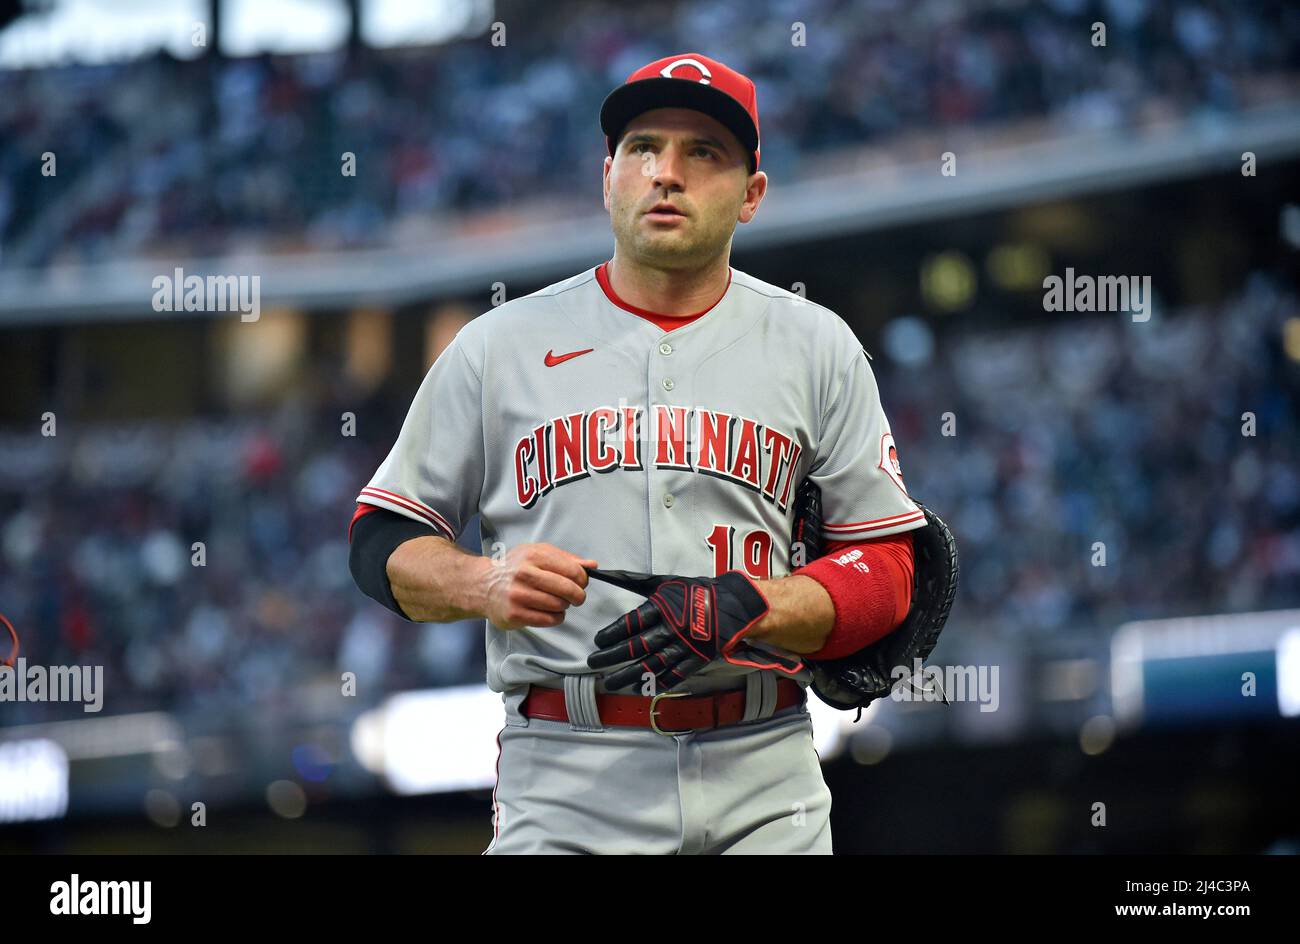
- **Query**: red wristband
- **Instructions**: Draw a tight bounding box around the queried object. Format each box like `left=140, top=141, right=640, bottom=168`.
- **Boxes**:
left=793, top=531, right=915, bottom=660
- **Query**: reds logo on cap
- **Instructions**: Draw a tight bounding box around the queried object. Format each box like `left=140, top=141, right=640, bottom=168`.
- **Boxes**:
left=599, top=52, right=761, bottom=171
left=658, top=56, right=713, bottom=84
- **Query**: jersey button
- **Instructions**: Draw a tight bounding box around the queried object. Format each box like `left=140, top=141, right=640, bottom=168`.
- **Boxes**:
left=663, top=493, right=675, bottom=508
left=661, top=377, right=675, bottom=391
left=659, top=342, right=673, bottom=356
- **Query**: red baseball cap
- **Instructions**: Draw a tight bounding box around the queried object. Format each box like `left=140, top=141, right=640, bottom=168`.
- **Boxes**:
left=600, top=53, right=761, bottom=172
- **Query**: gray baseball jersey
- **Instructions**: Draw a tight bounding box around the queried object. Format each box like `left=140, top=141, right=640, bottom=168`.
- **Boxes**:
left=357, top=263, right=925, bottom=695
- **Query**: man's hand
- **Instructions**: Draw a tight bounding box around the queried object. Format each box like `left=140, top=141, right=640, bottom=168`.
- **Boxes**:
left=584, top=568, right=804, bottom=693
left=480, top=543, right=598, bottom=630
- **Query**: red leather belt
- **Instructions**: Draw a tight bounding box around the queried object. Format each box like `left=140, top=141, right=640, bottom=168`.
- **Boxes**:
left=521, top=677, right=805, bottom=735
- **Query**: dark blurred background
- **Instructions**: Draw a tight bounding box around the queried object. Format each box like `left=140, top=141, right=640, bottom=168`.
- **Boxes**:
left=1, top=0, right=1298, bottom=853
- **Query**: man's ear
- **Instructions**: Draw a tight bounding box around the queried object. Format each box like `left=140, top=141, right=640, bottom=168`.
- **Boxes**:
left=738, top=170, right=768, bottom=224
left=603, top=156, right=613, bottom=211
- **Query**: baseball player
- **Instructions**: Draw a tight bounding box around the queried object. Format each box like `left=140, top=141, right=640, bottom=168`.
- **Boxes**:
left=349, top=53, right=934, bottom=854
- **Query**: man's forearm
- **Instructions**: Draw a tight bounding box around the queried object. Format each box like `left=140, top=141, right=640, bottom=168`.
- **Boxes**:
left=749, top=533, right=916, bottom=659
left=747, top=574, right=835, bottom=653
left=386, top=535, right=491, bottom=623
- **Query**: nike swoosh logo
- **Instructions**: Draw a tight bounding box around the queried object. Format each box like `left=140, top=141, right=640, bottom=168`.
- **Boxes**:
left=544, top=348, right=594, bottom=367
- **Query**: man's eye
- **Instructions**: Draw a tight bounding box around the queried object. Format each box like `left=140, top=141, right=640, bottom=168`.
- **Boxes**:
left=632, top=142, right=653, bottom=153
left=692, top=147, right=715, bottom=159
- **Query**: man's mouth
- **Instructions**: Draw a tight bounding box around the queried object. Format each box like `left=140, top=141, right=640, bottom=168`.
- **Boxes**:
left=645, top=203, right=687, bottom=222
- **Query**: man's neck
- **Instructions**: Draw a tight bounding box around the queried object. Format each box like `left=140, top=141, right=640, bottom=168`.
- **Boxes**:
left=606, top=252, right=731, bottom=316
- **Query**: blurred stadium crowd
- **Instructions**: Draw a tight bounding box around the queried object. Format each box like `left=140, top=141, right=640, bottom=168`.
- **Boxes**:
left=2, top=0, right=1298, bottom=268
left=1, top=271, right=1296, bottom=722
left=0, top=373, right=487, bottom=722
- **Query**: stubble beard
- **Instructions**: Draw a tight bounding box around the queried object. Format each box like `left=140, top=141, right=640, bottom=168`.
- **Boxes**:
left=611, top=193, right=730, bottom=272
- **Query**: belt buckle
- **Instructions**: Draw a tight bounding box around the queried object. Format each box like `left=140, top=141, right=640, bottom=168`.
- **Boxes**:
left=649, top=690, right=692, bottom=736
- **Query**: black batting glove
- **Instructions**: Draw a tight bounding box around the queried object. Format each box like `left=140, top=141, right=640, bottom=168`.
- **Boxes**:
left=584, top=567, right=804, bottom=693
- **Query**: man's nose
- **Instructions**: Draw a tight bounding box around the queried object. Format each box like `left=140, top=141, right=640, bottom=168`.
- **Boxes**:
left=649, top=144, right=686, bottom=189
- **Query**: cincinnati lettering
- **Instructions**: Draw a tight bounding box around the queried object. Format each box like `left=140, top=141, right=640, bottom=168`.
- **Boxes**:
left=513, top=405, right=802, bottom=512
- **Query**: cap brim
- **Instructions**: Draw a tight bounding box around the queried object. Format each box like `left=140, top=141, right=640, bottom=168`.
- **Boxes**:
left=600, top=77, right=758, bottom=161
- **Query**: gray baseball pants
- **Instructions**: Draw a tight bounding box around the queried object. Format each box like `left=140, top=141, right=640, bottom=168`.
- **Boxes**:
left=483, top=673, right=833, bottom=854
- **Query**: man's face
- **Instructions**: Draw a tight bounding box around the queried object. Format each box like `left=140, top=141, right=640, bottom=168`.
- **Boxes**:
left=603, top=108, right=767, bottom=270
